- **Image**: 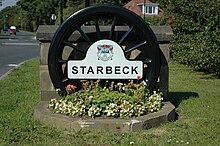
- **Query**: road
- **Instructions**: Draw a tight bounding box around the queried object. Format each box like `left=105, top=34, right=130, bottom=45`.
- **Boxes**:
left=0, top=31, right=39, bottom=79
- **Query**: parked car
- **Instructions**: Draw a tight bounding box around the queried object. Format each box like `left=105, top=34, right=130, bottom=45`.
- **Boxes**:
left=9, top=26, right=16, bottom=35
left=2, top=26, right=9, bottom=33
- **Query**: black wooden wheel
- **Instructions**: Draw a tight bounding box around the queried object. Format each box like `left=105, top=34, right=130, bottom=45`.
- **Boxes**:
left=48, top=4, right=161, bottom=94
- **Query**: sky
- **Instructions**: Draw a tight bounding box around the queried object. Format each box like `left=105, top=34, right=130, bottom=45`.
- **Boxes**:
left=0, top=0, right=18, bottom=11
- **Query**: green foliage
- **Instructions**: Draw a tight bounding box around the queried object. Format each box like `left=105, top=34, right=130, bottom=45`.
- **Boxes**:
left=144, top=16, right=166, bottom=25
left=63, top=0, right=84, bottom=19
left=49, top=80, right=163, bottom=118
left=16, top=0, right=58, bottom=31
left=165, top=0, right=220, bottom=75
left=0, top=6, right=21, bottom=28
left=92, top=0, right=129, bottom=5
left=171, top=30, right=220, bottom=75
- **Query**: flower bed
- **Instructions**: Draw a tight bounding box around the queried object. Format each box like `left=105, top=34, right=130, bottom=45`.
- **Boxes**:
left=49, top=80, right=163, bottom=118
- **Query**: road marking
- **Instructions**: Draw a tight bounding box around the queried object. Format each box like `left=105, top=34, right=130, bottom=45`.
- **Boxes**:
left=9, top=38, right=16, bottom=41
left=8, top=64, right=18, bottom=67
left=2, top=43, right=39, bottom=46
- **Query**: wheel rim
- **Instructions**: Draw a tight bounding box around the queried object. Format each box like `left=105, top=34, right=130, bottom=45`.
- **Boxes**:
left=48, top=4, right=161, bottom=94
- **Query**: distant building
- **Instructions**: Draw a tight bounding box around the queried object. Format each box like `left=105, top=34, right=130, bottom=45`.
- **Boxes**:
left=124, top=0, right=163, bottom=17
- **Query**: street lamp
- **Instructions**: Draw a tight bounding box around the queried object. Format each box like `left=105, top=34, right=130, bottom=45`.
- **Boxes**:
left=4, top=14, right=8, bottom=26
left=19, top=17, right=22, bottom=30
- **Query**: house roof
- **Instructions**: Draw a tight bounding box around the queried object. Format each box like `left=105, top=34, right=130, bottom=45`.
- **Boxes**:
left=127, top=0, right=156, bottom=5
left=124, top=0, right=163, bottom=16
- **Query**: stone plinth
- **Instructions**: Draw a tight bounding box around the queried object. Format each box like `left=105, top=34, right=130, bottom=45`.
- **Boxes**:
left=34, top=101, right=175, bottom=132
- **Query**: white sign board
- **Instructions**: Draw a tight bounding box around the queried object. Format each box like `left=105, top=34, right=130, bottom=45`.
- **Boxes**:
left=68, top=40, right=143, bottom=79
left=51, top=14, right=57, bottom=20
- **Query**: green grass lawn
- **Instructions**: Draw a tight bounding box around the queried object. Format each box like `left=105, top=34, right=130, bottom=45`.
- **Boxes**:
left=0, top=58, right=219, bottom=146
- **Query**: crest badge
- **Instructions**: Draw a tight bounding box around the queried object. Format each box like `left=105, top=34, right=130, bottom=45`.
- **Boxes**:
left=97, top=44, right=113, bottom=61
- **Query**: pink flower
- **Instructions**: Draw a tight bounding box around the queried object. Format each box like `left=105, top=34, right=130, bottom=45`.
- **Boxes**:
left=137, top=76, right=142, bottom=80
left=67, top=84, right=77, bottom=90
left=66, top=84, right=77, bottom=94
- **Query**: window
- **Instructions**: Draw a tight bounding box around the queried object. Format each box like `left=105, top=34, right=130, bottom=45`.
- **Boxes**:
left=149, top=6, right=155, bottom=13
left=144, top=4, right=158, bottom=15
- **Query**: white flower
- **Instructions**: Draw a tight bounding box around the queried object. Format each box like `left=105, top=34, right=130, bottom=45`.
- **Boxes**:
left=167, top=139, right=172, bottom=143
left=105, top=103, right=119, bottom=117
left=88, top=106, right=101, bottom=118
left=129, top=141, right=134, bottom=145
left=88, top=96, right=93, bottom=99
left=117, top=82, right=123, bottom=86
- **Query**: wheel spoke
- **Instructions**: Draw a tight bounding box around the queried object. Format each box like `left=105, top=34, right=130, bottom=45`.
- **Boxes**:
left=118, top=26, right=134, bottom=45
left=62, top=78, right=69, bottom=83
left=63, top=40, right=86, bottom=54
left=94, top=16, right=101, bottom=39
left=76, top=25, right=92, bottom=44
left=58, top=59, right=67, bottom=64
left=143, top=58, right=152, bottom=64
left=125, top=41, right=147, bottom=54
left=109, top=16, right=116, bottom=39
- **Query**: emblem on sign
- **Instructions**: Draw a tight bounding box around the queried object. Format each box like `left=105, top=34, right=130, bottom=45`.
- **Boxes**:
left=97, top=44, right=113, bottom=61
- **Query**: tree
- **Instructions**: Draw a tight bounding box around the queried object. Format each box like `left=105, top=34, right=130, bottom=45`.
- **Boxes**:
left=0, top=6, right=21, bottom=28
left=17, top=0, right=58, bottom=31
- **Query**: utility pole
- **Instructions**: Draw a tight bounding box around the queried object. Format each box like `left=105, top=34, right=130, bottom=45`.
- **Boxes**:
left=60, top=0, right=63, bottom=24
left=85, top=0, right=90, bottom=7
left=144, top=0, right=146, bottom=20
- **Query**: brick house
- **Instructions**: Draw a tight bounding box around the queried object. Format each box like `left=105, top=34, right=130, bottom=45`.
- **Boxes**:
left=124, top=0, right=163, bottom=17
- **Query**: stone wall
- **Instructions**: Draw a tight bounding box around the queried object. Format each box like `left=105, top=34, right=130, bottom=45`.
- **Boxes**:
left=36, top=25, right=173, bottom=101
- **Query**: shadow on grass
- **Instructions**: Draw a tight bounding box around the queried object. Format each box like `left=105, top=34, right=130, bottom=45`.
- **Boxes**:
left=169, top=92, right=199, bottom=107
left=199, top=74, right=220, bottom=80
left=167, top=92, right=199, bottom=120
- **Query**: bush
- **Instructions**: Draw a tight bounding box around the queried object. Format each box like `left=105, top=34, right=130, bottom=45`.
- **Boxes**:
left=171, top=30, right=220, bottom=75
left=165, top=0, right=220, bottom=75
left=144, top=16, right=166, bottom=25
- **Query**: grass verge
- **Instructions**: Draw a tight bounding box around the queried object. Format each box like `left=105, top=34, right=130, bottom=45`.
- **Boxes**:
left=0, top=58, right=219, bottom=145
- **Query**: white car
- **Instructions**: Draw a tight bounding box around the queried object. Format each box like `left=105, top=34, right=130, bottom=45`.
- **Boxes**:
left=9, top=26, right=16, bottom=35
